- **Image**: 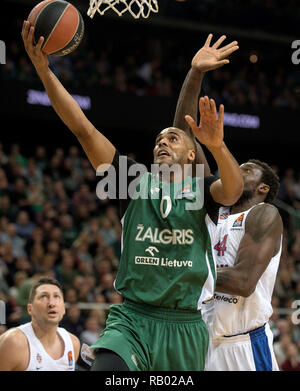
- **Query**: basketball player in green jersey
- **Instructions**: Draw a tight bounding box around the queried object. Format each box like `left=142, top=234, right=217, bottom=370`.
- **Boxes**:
left=22, top=22, right=243, bottom=370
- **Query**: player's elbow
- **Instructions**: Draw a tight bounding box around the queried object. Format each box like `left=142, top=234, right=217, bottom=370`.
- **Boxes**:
left=227, top=184, right=244, bottom=205
left=239, top=286, right=255, bottom=297
left=238, top=279, right=255, bottom=297
left=219, top=182, right=244, bottom=206
left=220, top=191, right=242, bottom=206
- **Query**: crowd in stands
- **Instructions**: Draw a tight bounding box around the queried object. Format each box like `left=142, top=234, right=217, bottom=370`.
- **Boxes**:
left=0, top=142, right=122, bottom=351
left=1, top=29, right=299, bottom=111
left=0, top=142, right=299, bottom=370
left=165, top=0, right=299, bottom=36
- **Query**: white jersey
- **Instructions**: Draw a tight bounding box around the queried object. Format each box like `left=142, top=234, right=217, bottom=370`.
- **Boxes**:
left=204, top=203, right=282, bottom=338
left=18, top=322, right=75, bottom=371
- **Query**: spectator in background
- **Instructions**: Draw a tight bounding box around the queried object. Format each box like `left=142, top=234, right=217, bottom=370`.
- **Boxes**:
left=59, top=214, right=78, bottom=248
left=98, top=273, right=115, bottom=302
left=34, top=145, right=48, bottom=172
left=72, top=183, right=95, bottom=210
left=273, top=318, right=293, bottom=366
left=0, top=170, right=10, bottom=198
left=25, top=158, right=43, bottom=185
left=1, top=241, right=16, bottom=288
left=9, top=178, right=28, bottom=209
left=77, top=279, right=94, bottom=303
left=80, top=316, right=102, bottom=346
left=281, top=343, right=300, bottom=371
left=39, top=253, right=56, bottom=275
left=0, top=196, right=17, bottom=221
left=8, top=270, right=28, bottom=301
left=56, top=250, right=78, bottom=290
left=0, top=222, right=26, bottom=258
left=99, top=217, right=118, bottom=247
left=60, top=303, right=85, bottom=338
left=46, top=240, right=61, bottom=264
left=64, top=287, right=78, bottom=305
left=27, top=183, right=44, bottom=214
left=15, top=211, right=35, bottom=240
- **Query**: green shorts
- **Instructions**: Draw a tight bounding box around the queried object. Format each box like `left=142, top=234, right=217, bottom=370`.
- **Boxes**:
left=91, top=300, right=209, bottom=371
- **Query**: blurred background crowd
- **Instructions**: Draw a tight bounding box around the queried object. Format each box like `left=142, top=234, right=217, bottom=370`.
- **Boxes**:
left=1, top=0, right=300, bottom=111
left=1, top=0, right=300, bottom=371
left=1, top=36, right=299, bottom=111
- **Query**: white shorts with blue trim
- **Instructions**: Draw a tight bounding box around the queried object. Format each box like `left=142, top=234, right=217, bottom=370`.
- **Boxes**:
left=204, top=323, right=279, bottom=371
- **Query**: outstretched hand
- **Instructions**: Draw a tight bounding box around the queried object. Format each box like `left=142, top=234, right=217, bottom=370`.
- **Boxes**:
left=21, top=20, right=49, bottom=73
left=192, top=34, right=239, bottom=72
left=185, top=96, right=224, bottom=150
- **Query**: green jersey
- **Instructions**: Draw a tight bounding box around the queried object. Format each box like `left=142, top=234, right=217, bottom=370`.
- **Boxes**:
left=112, top=152, right=218, bottom=311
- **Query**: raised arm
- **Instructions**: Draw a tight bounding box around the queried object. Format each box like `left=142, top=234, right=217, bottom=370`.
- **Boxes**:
left=21, top=21, right=115, bottom=171
left=185, top=96, right=243, bottom=205
left=173, top=34, right=239, bottom=176
left=216, top=204, right=283, bottom=297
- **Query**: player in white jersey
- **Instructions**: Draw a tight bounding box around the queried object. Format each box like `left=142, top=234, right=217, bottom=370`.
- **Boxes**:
left=203, top=159, right=282, bottom=371
left=171, top=38, right=282, bottom=370
left=0, top=277, right=80, bottom=371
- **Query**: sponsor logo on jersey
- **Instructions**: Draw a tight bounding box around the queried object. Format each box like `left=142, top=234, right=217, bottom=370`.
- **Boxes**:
left=135, top=248, right=192, bottom=268
left=135, top=256, right=193, bottom=268
left=36, top=353, right=42, bottom=365
left=231, top=213, right=244, bottom=228
left=36, top=353, right=42, bottom=370
left=135, top=256, right=160, bottom=266
left=177, top=184, right=194, bottom=199
left=135, top=224, right=194, bottom=245
left=68, top=351, right=73, bottom=367
left=145, top=246, right=159, bottom=256
left=219, top=212, right=229, bottom=220
left=214, top=293, right=239, bottom=304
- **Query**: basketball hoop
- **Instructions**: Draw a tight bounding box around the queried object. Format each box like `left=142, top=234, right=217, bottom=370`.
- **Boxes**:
left=87, top=0, right=159, bottom=19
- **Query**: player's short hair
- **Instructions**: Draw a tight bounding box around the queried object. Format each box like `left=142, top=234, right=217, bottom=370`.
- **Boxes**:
left=247, top=159, right=280, bottom=203
left=155, top=129, right=197, bottom=152
left=185, top=132, right=197, bottom=154
left=28, top=277, right=63, bottom=303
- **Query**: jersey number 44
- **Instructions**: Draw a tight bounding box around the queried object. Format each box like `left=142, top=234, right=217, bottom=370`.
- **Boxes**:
left=214, top=234, right=228, bottom=256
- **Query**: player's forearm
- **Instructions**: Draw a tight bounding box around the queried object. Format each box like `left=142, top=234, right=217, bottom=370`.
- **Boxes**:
left=209, top=142, right=243, bottom=205
left=37, top=67, right=93, bottom=137
left=173, top=68, right=203, bottom=132
left=173, top=68, right=211, bottom=176
left=216, top=268, right=253, bottom=297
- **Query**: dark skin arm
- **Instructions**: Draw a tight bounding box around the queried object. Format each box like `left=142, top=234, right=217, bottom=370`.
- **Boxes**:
left=216, top=204, right=283, bottom=297
left=173, top=34, right=239, bottom=177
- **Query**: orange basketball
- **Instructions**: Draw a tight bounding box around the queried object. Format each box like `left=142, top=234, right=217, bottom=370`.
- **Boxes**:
left=28, top=0, right=84, bottom=56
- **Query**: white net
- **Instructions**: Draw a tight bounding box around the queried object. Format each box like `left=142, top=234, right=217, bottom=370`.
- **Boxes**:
left=87, top=0, right=159, bottom=19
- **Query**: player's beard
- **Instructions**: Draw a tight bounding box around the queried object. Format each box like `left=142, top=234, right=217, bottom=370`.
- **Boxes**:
left=234, top=188, right=256, bottom=207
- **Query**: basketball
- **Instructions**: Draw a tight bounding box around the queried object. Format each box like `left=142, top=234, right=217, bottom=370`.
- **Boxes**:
left=27, top=0, right=84, bottom=56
